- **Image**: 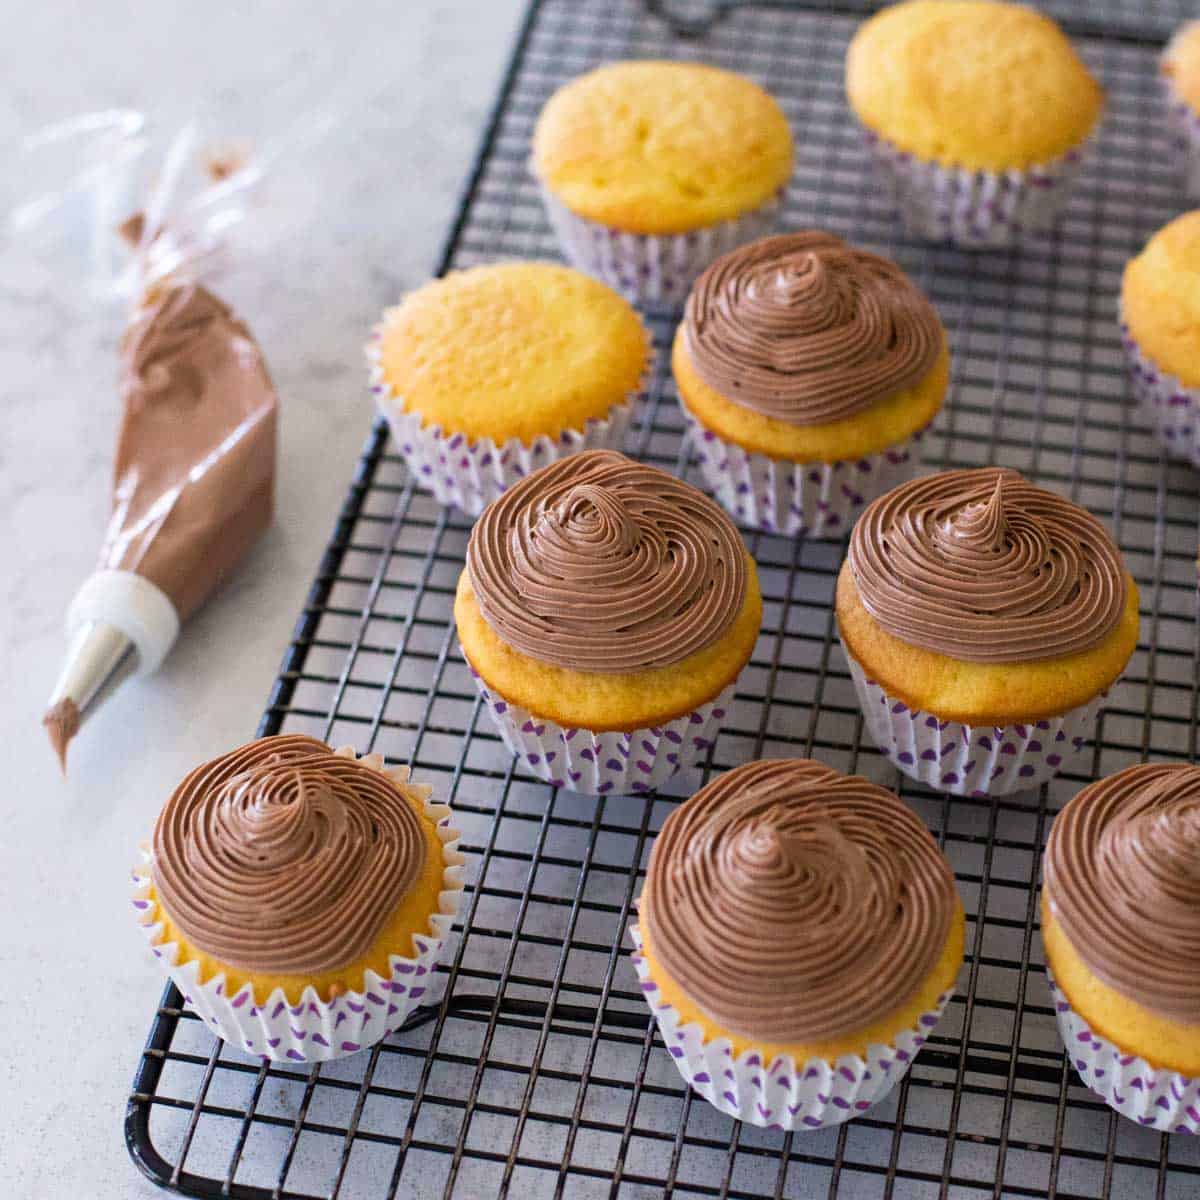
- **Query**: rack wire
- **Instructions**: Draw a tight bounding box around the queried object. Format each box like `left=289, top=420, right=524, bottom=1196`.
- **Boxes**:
left=126, top=2, right=1200, bottom=1197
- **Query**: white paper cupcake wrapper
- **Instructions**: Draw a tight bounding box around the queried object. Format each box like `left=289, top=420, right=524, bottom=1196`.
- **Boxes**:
left=1163, top=36, right=1200, bottom=199
left=131, top=750, right=466, bottom=1063
left=467, top=664, right=736, bottom=795
left=844, top=647, right=1104, bottom=797
left=1047, top=968, right=1200, bottom=1133
left=682, top=407, right=926, bottom=539
left=860, top=126, right=1094, bottom=249
left=629, top=924, right=954, bottom=1131
left=1120, top=317, right=1200, bottom=469
left=536, top=179, right=782, bottom=308
left=366, top=321, right=648, bottom=517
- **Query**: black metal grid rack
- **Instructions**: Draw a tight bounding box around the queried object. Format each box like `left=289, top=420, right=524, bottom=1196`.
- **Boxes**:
left=127, top=2, right=1200, bottom=1196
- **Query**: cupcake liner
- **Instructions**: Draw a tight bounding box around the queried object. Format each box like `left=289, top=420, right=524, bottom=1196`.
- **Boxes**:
left=844, top=648, right=1104, bottom=797
left=1163, top=39, right=1200, bottom=199
left=536, top=181, right=782, bottom=309
left=131, top=752, right=466, bottom=1063
left=629, top=924, right=954, bottom=1131
left=467, top=664, right=736, bottom=795
left=860, top=127, right=1094, bottom=249
left=1047, top=968, right=1200, bottom=1133
left=682, top=408, right=925, bottom=539
left=366, top=322, right=648, bottom=517
left=1120, top=317, right=1200, bottom=469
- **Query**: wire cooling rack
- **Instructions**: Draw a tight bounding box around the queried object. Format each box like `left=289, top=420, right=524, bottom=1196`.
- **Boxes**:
left=126, top=2, right=1200, bottom=1197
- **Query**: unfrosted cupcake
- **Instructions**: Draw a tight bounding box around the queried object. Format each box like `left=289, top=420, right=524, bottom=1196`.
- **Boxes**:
left=1042, top=762, right=1200, bottom=1132
left=1121, top=211, right=1200, bottom=468
left=846, top=1, right=1103, bottom=247
left=368, top=262, right=649, bottom=514
left=674, top=232, right=948, bottom=536
left=837, top=468, right=1140, bottom=796
left=131, top=734, right=464, bottom=1062
left=1162, top=22, right=1200, bottom=197
left=455, top=450, right=761, bottom=794
left=532, top=61, right=793, bottom=307
left=632, top=758, right=963, bottom=1131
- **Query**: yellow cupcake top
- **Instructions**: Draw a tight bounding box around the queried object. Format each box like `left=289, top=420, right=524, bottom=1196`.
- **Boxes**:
left=1122, top=210, right=1200, bottom=387
left=532, top=61, right=794, bottom=235
left=845, top=1, right=1104, bottom=170
left=376, top=262, right=648, bottom=445
left=1163, top=21, right=1200, bottom=114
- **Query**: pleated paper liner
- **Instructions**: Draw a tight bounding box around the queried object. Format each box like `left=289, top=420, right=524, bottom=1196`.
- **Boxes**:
left=629, top=923, right=954, bottom=1132
left=1120, top=315, right=1200, bottom=470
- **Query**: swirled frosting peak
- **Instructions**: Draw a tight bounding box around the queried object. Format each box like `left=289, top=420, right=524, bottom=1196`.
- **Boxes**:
left=152, top=734, right=430, bottom=975
left=1044, top=763, right=1200, bottom=1022
left=682, top=232, right=943, bottom=425
left=641, top=759, right=958, bottom=1044
left=466, top=450, right=747, bottom=673
left=847, top=467, right=1127, bottom=663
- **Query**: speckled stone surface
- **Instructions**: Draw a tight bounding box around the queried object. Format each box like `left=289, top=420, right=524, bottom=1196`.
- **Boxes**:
left=0, top=3, right=522, bottom=1196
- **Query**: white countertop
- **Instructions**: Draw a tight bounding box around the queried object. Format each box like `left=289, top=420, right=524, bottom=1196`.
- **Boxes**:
left=0, top=3, right=523, bottom=1195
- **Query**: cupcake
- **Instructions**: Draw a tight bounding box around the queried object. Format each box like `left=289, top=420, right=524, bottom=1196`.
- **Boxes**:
left=1162, top=22, right=1200, bottom=198
left=674, top=232, right=948, bottom=537
left=367, top=262, right=649, bottom=515
left=1042, top=762, right=1200, bottom=1132
left=455, top=449, right=760, bottom=794
left=631, top=758, right=964, bottom=1131
left=1120, top=211, right=1200, bottom=468
left=846, top=1, right=1103, bottom=247
left=837, top=468, right=1140, bottom=796
left=131, top=734, right=464, bottom=1062
left=531, top=61, right=793, bottom=307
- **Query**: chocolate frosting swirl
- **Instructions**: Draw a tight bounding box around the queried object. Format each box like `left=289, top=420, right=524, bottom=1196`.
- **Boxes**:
left=682, top=232, right=943, bottom=425
left=152, top=735, right=429, bottom=975
left=466, top=450, right=747, bottom=673
left=1044, top=763, right=1200, bottom=1022
left=642, top=759, right=958, bottom=1044
left=847, top=468, right=1127, bottom=663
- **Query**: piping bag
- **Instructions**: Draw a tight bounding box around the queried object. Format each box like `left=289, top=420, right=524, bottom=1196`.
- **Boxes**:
left=36, top=122, right=283, bottom=771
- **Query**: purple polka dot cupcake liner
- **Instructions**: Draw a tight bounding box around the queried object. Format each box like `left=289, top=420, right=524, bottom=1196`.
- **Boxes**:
left=1120, top=316, right=1200, bottom=470
left=1047, top=968, right=1200, bottom=1133
left=366, top=320, right=649, bottom=517
left=467, top=666, right=736, bottom=795
left=1163, top=30, right=1200, bottom=199
left=131, top=753, right=466, bottom=1063
left=535, top=180, right=782, bottom=309
left=682, top=410, right=925, bottom=539
left=844, top=649, right=1106, bottom=797
left=629, top=923, right=954, bottom=1131
left=859, top=126, right=1095, bottom=250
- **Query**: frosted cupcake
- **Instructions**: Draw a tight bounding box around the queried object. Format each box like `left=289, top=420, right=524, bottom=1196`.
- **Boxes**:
left=532, top=61, right=793, bottom=307
left=674, top=232, right=948, bottom=536
left=455, top=450, right=761, bottom=794
left=632, top=758, right=964, bottom=1130
left=846, top=1, right=1103, bottom=247
left=368, top=262, right=649, bottom=515
left=837, top=468, right=1140, bottom=796
left=1162, top=22, right=1200, bottom=198
left=1042, top=762, right=1200, bottom=1132
left=1121, top=211, right=1200, bottom=468
left=131, top=734, right=464, bottom=1062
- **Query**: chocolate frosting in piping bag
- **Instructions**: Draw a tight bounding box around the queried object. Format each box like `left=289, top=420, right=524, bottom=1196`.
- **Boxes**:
left=1044, top=762, right=1200, bottom=1023
left=152, top=735, right=428, bottom=976
left=641, top=759, right=958, bottom=1044
left=104, top=283, right=277, bottom=620
left=43, top=282, right=278, bottom=767
left=846, top=467, right=1127, bottom=663
left=682, top=232, right=943, bottom=425
left=466, top=450, right=747, bottom=673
